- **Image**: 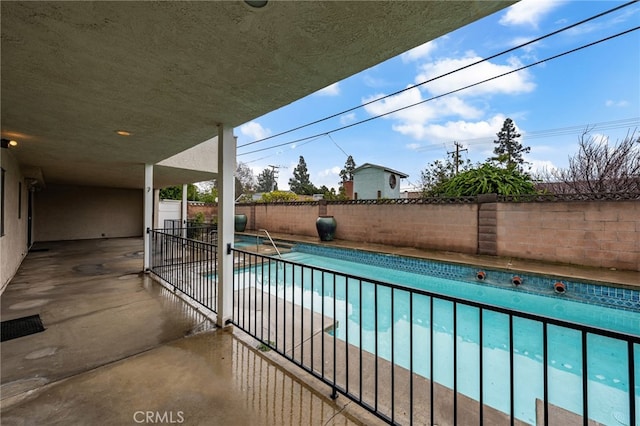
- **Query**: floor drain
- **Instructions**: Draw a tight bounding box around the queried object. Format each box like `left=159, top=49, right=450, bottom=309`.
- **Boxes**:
left=1, top=314, right=46, bottom=342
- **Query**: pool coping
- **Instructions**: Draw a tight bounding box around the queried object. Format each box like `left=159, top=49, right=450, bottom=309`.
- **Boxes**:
left=236, top=232, right=640, bottom=291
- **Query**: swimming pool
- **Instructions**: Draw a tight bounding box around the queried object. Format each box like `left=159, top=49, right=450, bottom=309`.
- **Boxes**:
left=233, top=244, right=639, bottom=425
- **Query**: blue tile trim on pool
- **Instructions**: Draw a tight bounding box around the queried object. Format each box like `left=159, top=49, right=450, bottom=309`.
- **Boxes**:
left=291, top=243, right=640, bottom=312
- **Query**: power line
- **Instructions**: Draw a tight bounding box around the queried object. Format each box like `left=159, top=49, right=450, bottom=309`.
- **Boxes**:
left=414, top=117, right=640, bottom=152
left=237, top=0, right=638, bottom=149
left=238, top=26, right=639, bottom=157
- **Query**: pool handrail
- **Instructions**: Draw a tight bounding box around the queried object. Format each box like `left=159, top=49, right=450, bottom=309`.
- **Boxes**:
left=258, top=229, right=283, bottom=259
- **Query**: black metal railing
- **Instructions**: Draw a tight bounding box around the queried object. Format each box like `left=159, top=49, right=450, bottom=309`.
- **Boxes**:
left=149, top=228, right=217, bottom=313
left=230, top=247, right=639, bottom=426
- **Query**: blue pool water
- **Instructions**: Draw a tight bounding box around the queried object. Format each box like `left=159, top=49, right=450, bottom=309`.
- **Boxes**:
left=236, top=246, right=640, bottom=425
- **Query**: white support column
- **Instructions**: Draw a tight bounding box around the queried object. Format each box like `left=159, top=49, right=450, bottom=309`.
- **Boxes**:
left=143, top=164, right=154, bottom=272
left=216, top=124, right=235, bottom=327
left=182, top=183, right=188, bottom=239
left=153, top=189, right=160, bottom=229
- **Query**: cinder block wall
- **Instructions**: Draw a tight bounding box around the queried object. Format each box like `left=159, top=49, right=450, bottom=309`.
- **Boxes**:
left=189, top=199, right=639, bottom=271
left=496, top=201, right=639, bottom=271
left=327, top=203, right=478, bottom=253
left=249, top=203, right=318, bottom=238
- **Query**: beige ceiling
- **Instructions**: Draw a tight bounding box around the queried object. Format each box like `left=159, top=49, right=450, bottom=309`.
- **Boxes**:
left=1, top=1, right=513, bottom=189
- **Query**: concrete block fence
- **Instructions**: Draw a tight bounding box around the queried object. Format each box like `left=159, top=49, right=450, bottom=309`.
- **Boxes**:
left=188, top=198, right=639, bottom=272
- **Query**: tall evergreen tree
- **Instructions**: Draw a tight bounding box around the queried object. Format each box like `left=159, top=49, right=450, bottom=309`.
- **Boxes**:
left=339, top=155, right=356, bottom=183
left=289, top=156, right=316, bottom=195
left=490, top=118, right=530, bottom=172
left=256, top=168, right=277, bottom=192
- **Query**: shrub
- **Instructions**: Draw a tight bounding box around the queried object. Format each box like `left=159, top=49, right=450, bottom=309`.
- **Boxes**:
left=437, top=164, right=537, bottom=196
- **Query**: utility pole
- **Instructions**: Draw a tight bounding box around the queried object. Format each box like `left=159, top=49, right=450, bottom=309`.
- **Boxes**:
left=268, top=165, right=279, bottom=192
left=268, top=164, right=287, bottom=191
left=448, top=142, right=467, bottom=175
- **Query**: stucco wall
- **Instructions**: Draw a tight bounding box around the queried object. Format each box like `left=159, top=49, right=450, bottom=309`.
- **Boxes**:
left=496, top=201, right=639, bottom=271
left=353, top=168, right=403, bottom=199
left=353, top=168, right=382, bottom=200
left=1, top=150, right=30, bottom=292
left=34, top=184, right=143, bottom=241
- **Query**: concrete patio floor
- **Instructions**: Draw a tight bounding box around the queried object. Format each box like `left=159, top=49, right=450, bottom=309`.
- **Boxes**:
left=0, top=238, right=371, bottom=426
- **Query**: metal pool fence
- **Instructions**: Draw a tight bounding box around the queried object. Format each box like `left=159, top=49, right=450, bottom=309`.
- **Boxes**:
left=230, top=247, right=639, bottom=426
left=147, top=228, right=638, bottom=426
left=149, top=228, right=218, bottom=314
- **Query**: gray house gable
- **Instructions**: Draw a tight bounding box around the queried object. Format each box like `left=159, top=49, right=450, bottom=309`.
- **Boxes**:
left=352, top=163, right=409, bottom=200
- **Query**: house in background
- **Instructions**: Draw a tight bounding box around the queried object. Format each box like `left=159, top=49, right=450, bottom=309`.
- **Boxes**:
left=352, top=163, right=409, bottom=200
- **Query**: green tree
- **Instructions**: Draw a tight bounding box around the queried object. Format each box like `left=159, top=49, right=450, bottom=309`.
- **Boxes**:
left=259, top=190, right=298, bottom=203
left=339, top=155, right=356, bottom=183
left=490, top=118, right=530, bottom=172
left=438, top=163, right=537, bottom=196
left=159, top=184, right=199, bottom=201
left=186, top=183, right=199, bottom=201
left=236, top=162, right=256, bottom=195
left=159, top=186, right=182, bottom=200
left=256, top=168, right=277, bottom=192
left=199, top=187, right=218, bottom=203
left=289, top=156, right=317, bottom=195
left=420, top=155, right=474, bottom=196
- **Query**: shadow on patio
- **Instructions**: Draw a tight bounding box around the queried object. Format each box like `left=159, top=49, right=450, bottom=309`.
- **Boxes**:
left=0, top=238, right=371, bottom=425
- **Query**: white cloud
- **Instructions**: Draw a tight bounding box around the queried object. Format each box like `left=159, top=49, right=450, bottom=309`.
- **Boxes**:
left=605, top=99, right=630, bottom=108
left=313, top=166, right=342, bottom=190
left=362, top=85, right=486, bottom=140
left=362, top=74, right=388, bottom=88
left=318, top=166, right=341, bottom=178
left=590, top=133, right=610, bottom=146
left=239, top=121, right=271, bottom=140
left=566, top=7, right=640, bottom=37
left=529, top=159, right=558, bottom=174
left=401, top=40, right=438, bottom=63
left=340, top=112, right=356, bottom=125
left=416, top=54, right=536, bottom=98
left=406, top=143, right=420, bottom=151
left=408, top=115, right=507, bottom=145
left=314, top=82, right=340, bottom=96
left=499, top=0, right=563, bottom=28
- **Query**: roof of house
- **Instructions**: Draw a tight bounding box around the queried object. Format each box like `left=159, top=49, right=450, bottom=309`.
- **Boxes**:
left=352, top=163, right=409, bottom=179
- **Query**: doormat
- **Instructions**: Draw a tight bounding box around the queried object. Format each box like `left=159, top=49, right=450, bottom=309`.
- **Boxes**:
left=1, top=314, right=45, bottom=342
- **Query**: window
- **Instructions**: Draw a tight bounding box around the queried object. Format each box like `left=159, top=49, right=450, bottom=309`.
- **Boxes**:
left=389, top=174, right=397, bottom=189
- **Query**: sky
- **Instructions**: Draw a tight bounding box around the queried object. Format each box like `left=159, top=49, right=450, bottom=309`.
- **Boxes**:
left=234, top=0, right=640, bottom=192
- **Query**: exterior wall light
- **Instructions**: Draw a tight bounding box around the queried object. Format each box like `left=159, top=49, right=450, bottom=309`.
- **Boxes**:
left=0, top=138, right=18, bottom=148
left=115, top=130, right=132, bottom=136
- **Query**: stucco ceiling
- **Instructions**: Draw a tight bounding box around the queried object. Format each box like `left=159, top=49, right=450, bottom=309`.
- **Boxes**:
left=1, top=1, right=513, bottom=189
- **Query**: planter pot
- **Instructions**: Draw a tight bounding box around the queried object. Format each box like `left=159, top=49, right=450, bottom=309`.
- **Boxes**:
left=316, top=216, right=337, bottom=241
left=234, top=214, right=247, bottom=232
